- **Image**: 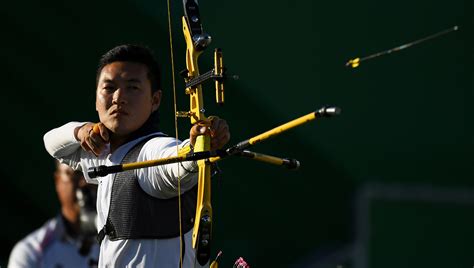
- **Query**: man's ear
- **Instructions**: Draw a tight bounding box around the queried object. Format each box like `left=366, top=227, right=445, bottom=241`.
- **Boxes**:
left=152, top=90, right=162, bottom=112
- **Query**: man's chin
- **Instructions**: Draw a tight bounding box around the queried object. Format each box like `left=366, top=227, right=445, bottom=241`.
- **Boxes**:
left=104, top=119, right=143, bottom=137
left=110, top=128, right=131, bottom=137
left=107, top=125, right=138, bottom=138
left=104, top=123, right=126, bottom=136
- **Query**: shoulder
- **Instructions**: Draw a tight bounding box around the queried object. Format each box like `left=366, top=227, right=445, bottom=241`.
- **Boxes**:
left=8, top=217, right=60, bottom=268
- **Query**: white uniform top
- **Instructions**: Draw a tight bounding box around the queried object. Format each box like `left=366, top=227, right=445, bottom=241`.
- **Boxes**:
left=43, top=122, right=199, bottom=268
left=8, top=215, right=100, bottom=268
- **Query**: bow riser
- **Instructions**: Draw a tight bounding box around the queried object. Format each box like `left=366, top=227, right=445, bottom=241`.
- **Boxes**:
left=182, top=15, right=214, bottom=267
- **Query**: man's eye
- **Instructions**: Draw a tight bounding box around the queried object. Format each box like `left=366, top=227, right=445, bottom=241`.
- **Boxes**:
left=103, top=86, right=115, bottom=91
left=129, top=86, right=140, bottom=90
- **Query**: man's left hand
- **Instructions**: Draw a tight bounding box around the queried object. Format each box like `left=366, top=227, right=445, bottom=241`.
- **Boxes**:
left=189, top=116, right=230, bottom=150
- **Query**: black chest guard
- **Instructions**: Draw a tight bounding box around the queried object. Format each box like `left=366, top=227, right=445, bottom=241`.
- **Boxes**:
left=98, top=135, right=197, bottom=242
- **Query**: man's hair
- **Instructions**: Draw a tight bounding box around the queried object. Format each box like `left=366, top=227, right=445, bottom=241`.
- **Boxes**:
left=96, top=44, right=161, bottom=92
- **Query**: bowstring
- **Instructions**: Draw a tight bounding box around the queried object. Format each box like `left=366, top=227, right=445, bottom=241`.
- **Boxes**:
left=166, top=0, right=184, bottom=267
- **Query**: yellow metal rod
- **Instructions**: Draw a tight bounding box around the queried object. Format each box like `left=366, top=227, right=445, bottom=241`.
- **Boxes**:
left=248, top=111, right=317, bottom=145
left=208, top=151, right=298, bottom=168
left=238, top=150, right=300, bottom=169
left=121, top=155, right=190, bottom=171
left=209, top=107, right=340, bottom=163
left=247, top=152, right=284, bottom=165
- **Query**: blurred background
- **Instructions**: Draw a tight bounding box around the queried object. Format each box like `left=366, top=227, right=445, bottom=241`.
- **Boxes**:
left=0, top=0, right=472, bottom=267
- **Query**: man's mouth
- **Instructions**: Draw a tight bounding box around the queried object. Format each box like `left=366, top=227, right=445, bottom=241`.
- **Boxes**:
left=110, top=107, right=129, bottom=116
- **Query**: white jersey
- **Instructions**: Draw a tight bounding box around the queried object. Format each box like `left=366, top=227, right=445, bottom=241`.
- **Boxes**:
left=43, top=122, right=198, bottom=267
left=8, top=215, right=100, bottom=268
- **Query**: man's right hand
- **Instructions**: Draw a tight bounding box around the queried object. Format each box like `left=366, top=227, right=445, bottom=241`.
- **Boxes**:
left=75, top=123, right=109, bottom=156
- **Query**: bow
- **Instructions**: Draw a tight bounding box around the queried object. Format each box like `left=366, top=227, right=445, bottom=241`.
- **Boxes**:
left=168, top=0, right=222, bottom=267
left=169, top=3, right=341, bottom=266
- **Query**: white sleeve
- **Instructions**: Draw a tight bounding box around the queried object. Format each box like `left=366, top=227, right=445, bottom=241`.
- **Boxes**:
left=8, top=240, right=40, bottom=268
left=43, top=122, right=88, bottom=170
left=136, top=137, right=199, bottom=199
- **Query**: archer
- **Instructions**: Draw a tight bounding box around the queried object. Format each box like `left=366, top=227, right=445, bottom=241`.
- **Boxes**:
left=43, top=44, right=230, bottom=267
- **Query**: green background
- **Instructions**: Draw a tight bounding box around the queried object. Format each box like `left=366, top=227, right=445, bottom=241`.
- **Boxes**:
left=0, top=0, right=472, bottom=267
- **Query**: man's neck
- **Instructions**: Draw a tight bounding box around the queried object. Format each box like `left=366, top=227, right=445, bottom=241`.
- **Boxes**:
left=109, top=122, right=159, bottom=153
left=109, top=135, right=129, bottom=153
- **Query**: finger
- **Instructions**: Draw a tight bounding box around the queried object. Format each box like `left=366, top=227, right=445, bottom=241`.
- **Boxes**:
left=80, top=139, right=93, bottom=153
left=212, top=125, right=229, bottom=143
left=88, top=124, right=108, bottom=155
left=88, top=135, right=101, bottom=151
left=78, top=124, right=94, bottom=142
left=189, top=124, right=208, bottom=146
left=89, top=129, right=103, bottom=147
left=86, top=136, right=101, bottom=156
left=80, top=137, right=98, bottom=156
left=190, top=125, right=207, bottom=137
left=207, top=115, right=219, bottom=124
left=211, top=132, right=230, bottom=150
left=90, top=123, right=108, bottom=147
left=92, top=123, right=100, bottom=134
left=94, top=123, right=110, bottom=142
left=77, top=123, right=101, bottom=156
left=211, top=118, right=229, bottom=137
left=209, top=116, right=220, bottom=127
left=214, top=120, right=229, bottom=134
left=208, top=116, right=220, bottom=137
left=209, top=122, right=217, bottom=138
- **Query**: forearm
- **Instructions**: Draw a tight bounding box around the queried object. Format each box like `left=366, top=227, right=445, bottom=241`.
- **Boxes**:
left=43, top=121, right=87, bottom=168
left=159, top=139, right=198, bottom=184
left=137, top=138, right=198, bottom=199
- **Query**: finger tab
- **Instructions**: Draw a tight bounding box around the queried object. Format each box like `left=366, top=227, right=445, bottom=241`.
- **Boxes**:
left=93, top=124, right=101, bottom=134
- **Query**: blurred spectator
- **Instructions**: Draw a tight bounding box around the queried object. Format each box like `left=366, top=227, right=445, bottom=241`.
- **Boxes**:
left=8, top=161, right=99, bottom=267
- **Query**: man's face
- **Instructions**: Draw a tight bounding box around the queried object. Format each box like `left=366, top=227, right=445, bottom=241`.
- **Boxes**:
left=96, top=61, right=162, bottom=136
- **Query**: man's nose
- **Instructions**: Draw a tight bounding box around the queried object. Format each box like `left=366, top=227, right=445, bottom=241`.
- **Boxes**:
left=112, top=88, right=127, bottom=104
